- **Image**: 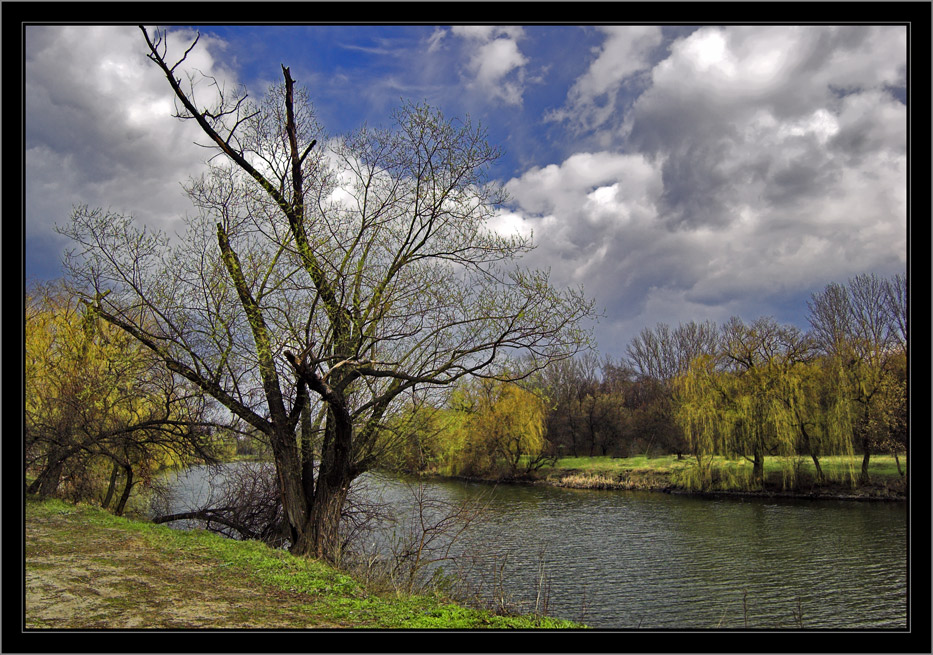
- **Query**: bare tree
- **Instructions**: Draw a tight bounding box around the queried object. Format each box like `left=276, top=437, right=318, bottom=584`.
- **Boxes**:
left=807, top=281, right=854, bottom=357
left=884, top=272, right=907, bottom=348
left=60, top=27, right=594, bottom=560
left=807, top=273, right=907, bottom=480
left=151, top=462, right=288, bottom=545
left=626, top=320, right=719, bottom=382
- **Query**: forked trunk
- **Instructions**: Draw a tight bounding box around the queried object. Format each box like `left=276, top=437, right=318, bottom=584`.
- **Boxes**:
left=276, top=402, right=356, bottom=563
left=284, top=460, right=352, bottom=561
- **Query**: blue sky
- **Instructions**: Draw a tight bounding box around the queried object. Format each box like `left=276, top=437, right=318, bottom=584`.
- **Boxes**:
left=24, top=24, right=909, bottom=359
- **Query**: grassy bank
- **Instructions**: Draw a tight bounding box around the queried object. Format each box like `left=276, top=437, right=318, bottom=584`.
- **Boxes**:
left=24, top=495, right=583, bottom=630
left=532, top=454, right=907, bottom=500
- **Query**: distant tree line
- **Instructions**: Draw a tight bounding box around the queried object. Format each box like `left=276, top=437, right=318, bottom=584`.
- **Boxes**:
left=385, top=272, right=906, bottom=488
left=24, top=269, right=905, bottom=523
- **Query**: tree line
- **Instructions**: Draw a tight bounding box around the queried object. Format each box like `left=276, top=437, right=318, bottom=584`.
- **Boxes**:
left=382, top=272, right=907, bottom=489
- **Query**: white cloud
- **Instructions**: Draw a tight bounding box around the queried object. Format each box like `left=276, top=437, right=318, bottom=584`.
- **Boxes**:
left=25, top=25, right=239, bottom=278
left=548, top=26, right=663, bottom=132
left=450, top=26, right=528, bottom=106
left=23, top=24, right=908, bottom=358
left=505, top=26, right=906, bottom=354
left=426, top=27, right=447, bottom=53
left=451, top=26, right=525, bottom=42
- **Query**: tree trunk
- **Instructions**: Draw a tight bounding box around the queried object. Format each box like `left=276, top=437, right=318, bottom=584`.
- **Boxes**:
left=860, top=445, right=871, bottom=483
left=893, top=450, right=904, bottom=478
left=274, top=395, right=355, bottom=563
left=799, top=425, right=823, bottom=483
left=810, top=454, right=824, bottom=484
left=752, top=449, right=764, bottom=486
left=114, top=465, right=134, bottom=516
left=305, top=479, right=350, bottom=560
left=307, top=407, right=355, bottom=560
left=102, top=462, right=121, bottom=508
left=28, top=442, right=76, bottom=496
left=33, top=458, right=66, bottom=497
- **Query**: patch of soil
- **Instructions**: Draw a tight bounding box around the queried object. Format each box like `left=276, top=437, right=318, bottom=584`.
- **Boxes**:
left=25, top=511, right=347, bottom=629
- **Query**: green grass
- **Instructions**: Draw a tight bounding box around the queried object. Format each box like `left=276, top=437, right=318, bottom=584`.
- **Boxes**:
left=545, top=453, right=903, bottom=476
left=535, top=453, right=906, bottom=496
left=25, top=495, right=584, bottom=629
left=543, top=454, right=691, bottom=474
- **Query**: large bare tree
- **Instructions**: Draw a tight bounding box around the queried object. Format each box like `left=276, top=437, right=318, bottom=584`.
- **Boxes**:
left=60, top=27, right=594, bottom=559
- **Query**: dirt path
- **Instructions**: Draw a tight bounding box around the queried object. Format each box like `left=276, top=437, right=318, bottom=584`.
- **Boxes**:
left=25, top=509, right=345, bottom=629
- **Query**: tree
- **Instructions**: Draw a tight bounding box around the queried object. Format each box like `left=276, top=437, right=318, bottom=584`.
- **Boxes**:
left=719, top=316, right=819, bottom=485
left=25, top=279, right=217, bottom=512
left=625, top=321, right=718, bottom=458
left=624, top=373, right=683, bottom=458
left=539, top=357, right=589, bottom=457
left=808, top=273, right=906, bottom=480
left=372, top=395, right=456, bottom=474
left=448, top=378, right=552, bottom=478
left=674, top=317, right=839, bottom=489
left=60, top=27, right=593, bottom=560
left=626, top=320, right=719, bottom=383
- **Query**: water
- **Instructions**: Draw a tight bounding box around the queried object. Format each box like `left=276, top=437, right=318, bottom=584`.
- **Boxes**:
left=159, top=465, right=908, bottom=629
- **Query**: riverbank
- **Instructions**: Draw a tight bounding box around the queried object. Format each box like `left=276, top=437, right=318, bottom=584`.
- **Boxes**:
left=436, top=455, right=907, bottom=502
left=24, top=495, right=583, bottom=630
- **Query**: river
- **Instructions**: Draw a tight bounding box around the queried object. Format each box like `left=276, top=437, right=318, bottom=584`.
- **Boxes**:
left=157, top=464, right=908, bottom=629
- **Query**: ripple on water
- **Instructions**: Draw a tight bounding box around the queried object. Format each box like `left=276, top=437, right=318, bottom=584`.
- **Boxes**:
left=161, top=468, right=908, bottom=629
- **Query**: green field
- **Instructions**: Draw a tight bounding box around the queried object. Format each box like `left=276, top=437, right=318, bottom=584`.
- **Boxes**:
left=546, top=453, right=904, bottom=475
left=536, top=454, right=906, bottom=496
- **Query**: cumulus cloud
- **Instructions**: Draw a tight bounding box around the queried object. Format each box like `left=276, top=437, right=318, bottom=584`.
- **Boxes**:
left=25, top=25, right=237, bottom=279
left=23, top=24, right=908, bottom=358
left=450, top=26, right=528, bottom=106
left=506, top=25, right=906, bottom=353
left=627, top=25, right=906, bottom=235
left=548, top=26, right=663, bottom=132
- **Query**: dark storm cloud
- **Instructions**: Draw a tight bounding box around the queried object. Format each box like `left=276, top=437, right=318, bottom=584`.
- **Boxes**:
left=655, top=139, right=741, bottom=231
left=25, top=25, right=238, bottom=281
left=507, top=25, right=907, bottom=355
left=24, top=24, right=908, bottom=358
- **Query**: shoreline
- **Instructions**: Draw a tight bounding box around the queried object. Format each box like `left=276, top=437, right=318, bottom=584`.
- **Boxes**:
left=212, top=457, right=908, bottom=502
left=409, top=469, right=907, bottom=503
left=25, top=496, right=583, bottom=630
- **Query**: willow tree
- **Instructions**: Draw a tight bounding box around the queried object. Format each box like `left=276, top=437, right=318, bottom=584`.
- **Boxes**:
left=450, top=378, right=551, bottom=478
left=60, top=27, right=593, bottom=560
left=672, top=353, right=730, bottom=488
left=808, top=273, right=906, bottom=480
left=674, top=317, right=852, bottom=489
left=25, top=279, right=216, bottom=511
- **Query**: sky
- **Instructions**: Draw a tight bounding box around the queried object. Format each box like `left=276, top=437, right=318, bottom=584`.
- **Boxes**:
left=23, top=23, right=909, bottom=360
